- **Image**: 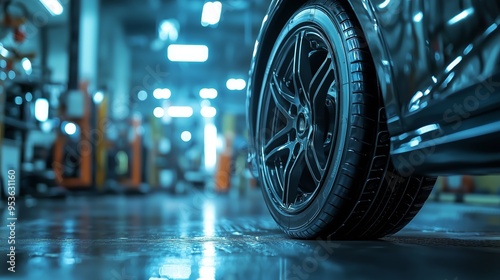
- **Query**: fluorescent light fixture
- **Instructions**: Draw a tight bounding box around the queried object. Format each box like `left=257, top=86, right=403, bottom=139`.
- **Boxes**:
left=159, top=19, right=179, bottom=41
left=153, top=107, right=165, bottom=118
left=153, top=89, right=162, bottom=99
left=204, top=123, right=217, bottom=172
left=167, top=44, right=209, bottom=62
left=64, top=122, right=77, bottom=135
left=40, top=0, right=63, bottom=16
left=199, top=88, right=218, bottom=99
left=93, top=91, right=104, bottom=104
left=226, top=78, right=247, bottom=91
left=167, top=106, right=193, bottom=118
left=201, top=1, right=222, bottom=27
left=22, top=58, right=32, bottom=74
left=181, top=131, right=192, bottom=142
left=153, top=88, right=171, bottom=99
left=162, top=88, right=171, bottom=99
left=201, top=106, right=217, bottom=118
left=35, top=98, right=49, bottom=122
left=137, top=90, right=148, bottom=101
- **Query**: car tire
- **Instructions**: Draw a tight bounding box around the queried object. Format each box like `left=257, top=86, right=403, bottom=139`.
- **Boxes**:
left=254, top=0, right=436, bottom=239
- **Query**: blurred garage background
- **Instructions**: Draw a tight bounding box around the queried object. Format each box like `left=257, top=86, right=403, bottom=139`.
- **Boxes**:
left=0, top=0, right=499, bottom=279
left=1, top=0, right=265, bottom=196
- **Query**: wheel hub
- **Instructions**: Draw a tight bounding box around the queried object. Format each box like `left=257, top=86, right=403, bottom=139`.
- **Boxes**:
left=296, top=111, right=310, bottom=137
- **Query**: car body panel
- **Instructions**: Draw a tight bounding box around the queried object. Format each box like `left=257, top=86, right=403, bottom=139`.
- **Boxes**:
left=247, top=0, right=500, bottom=176
left=358, top=0, right=500, bottom=134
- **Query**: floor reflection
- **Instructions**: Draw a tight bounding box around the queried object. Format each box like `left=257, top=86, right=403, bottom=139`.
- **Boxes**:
left=0, top=190, right=499, bottom=279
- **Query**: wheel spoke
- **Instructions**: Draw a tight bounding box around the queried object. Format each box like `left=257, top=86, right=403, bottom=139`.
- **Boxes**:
left=270, top=73, right=296, bottom=120
left=272, top=73, right=296, bottom=104
left=282, top=143, right=305, bottom=206
left=309, top=54, right=334, bottom=106
left=305, top=140, right=326, bottom=184
left=264, top=128, right=295, bottom=163
left=292, top=31, right=313, bottom=104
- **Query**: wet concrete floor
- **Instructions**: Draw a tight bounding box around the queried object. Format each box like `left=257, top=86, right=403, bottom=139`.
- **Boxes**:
left=1, top=189, right=499, bottom=279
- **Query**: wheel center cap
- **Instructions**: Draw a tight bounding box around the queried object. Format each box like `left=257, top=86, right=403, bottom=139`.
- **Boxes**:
left=297, top=113, right=309, bottom=136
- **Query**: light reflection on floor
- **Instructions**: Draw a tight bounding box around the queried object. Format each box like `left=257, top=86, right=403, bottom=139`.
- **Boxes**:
left=0, top=189, right=499, bottom=279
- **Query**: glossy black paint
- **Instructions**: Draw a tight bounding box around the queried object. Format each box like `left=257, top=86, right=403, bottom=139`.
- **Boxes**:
left=247, top=0, right=500, bottom=176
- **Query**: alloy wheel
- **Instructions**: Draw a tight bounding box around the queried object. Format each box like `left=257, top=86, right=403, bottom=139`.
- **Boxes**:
left=258, top=26, right=340, bottom=213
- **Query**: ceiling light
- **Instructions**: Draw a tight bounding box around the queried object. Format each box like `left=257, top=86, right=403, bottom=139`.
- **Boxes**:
left=153, top=88, right=171, bottom=99
left=22, top=58, right=32, bottom=74
left=35, top=99, right=49, bottom=121
left=40, top=0, right=63, bottom=16
left=167, top=44, right=209, bottom=62
left=201, top=1, right=222, bottom=27
left=181, top=131, right=192, bottom=142
left=167, top=106, right=193, bottom=118
left=413, top=12, right=423, bottom=22
left=153, top=89, right=162, bottom=99
left=162, top=88, right=171, bottom=99
left=64, top=122, right=77, bottom=135
left=199, top=88, right=218, bottom=99
left=159, top=19, right=179, bottom=41
left=201, top=106, right=217, bottom=118
left=93, top=91, right=104, bottom=104
left=153, top=107, right=165, bottom=118
left=226, top=78, right=246, bottom=91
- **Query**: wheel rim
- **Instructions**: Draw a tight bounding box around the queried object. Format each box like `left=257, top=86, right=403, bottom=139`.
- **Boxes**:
left=258, top=25, right=340, bottom=213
